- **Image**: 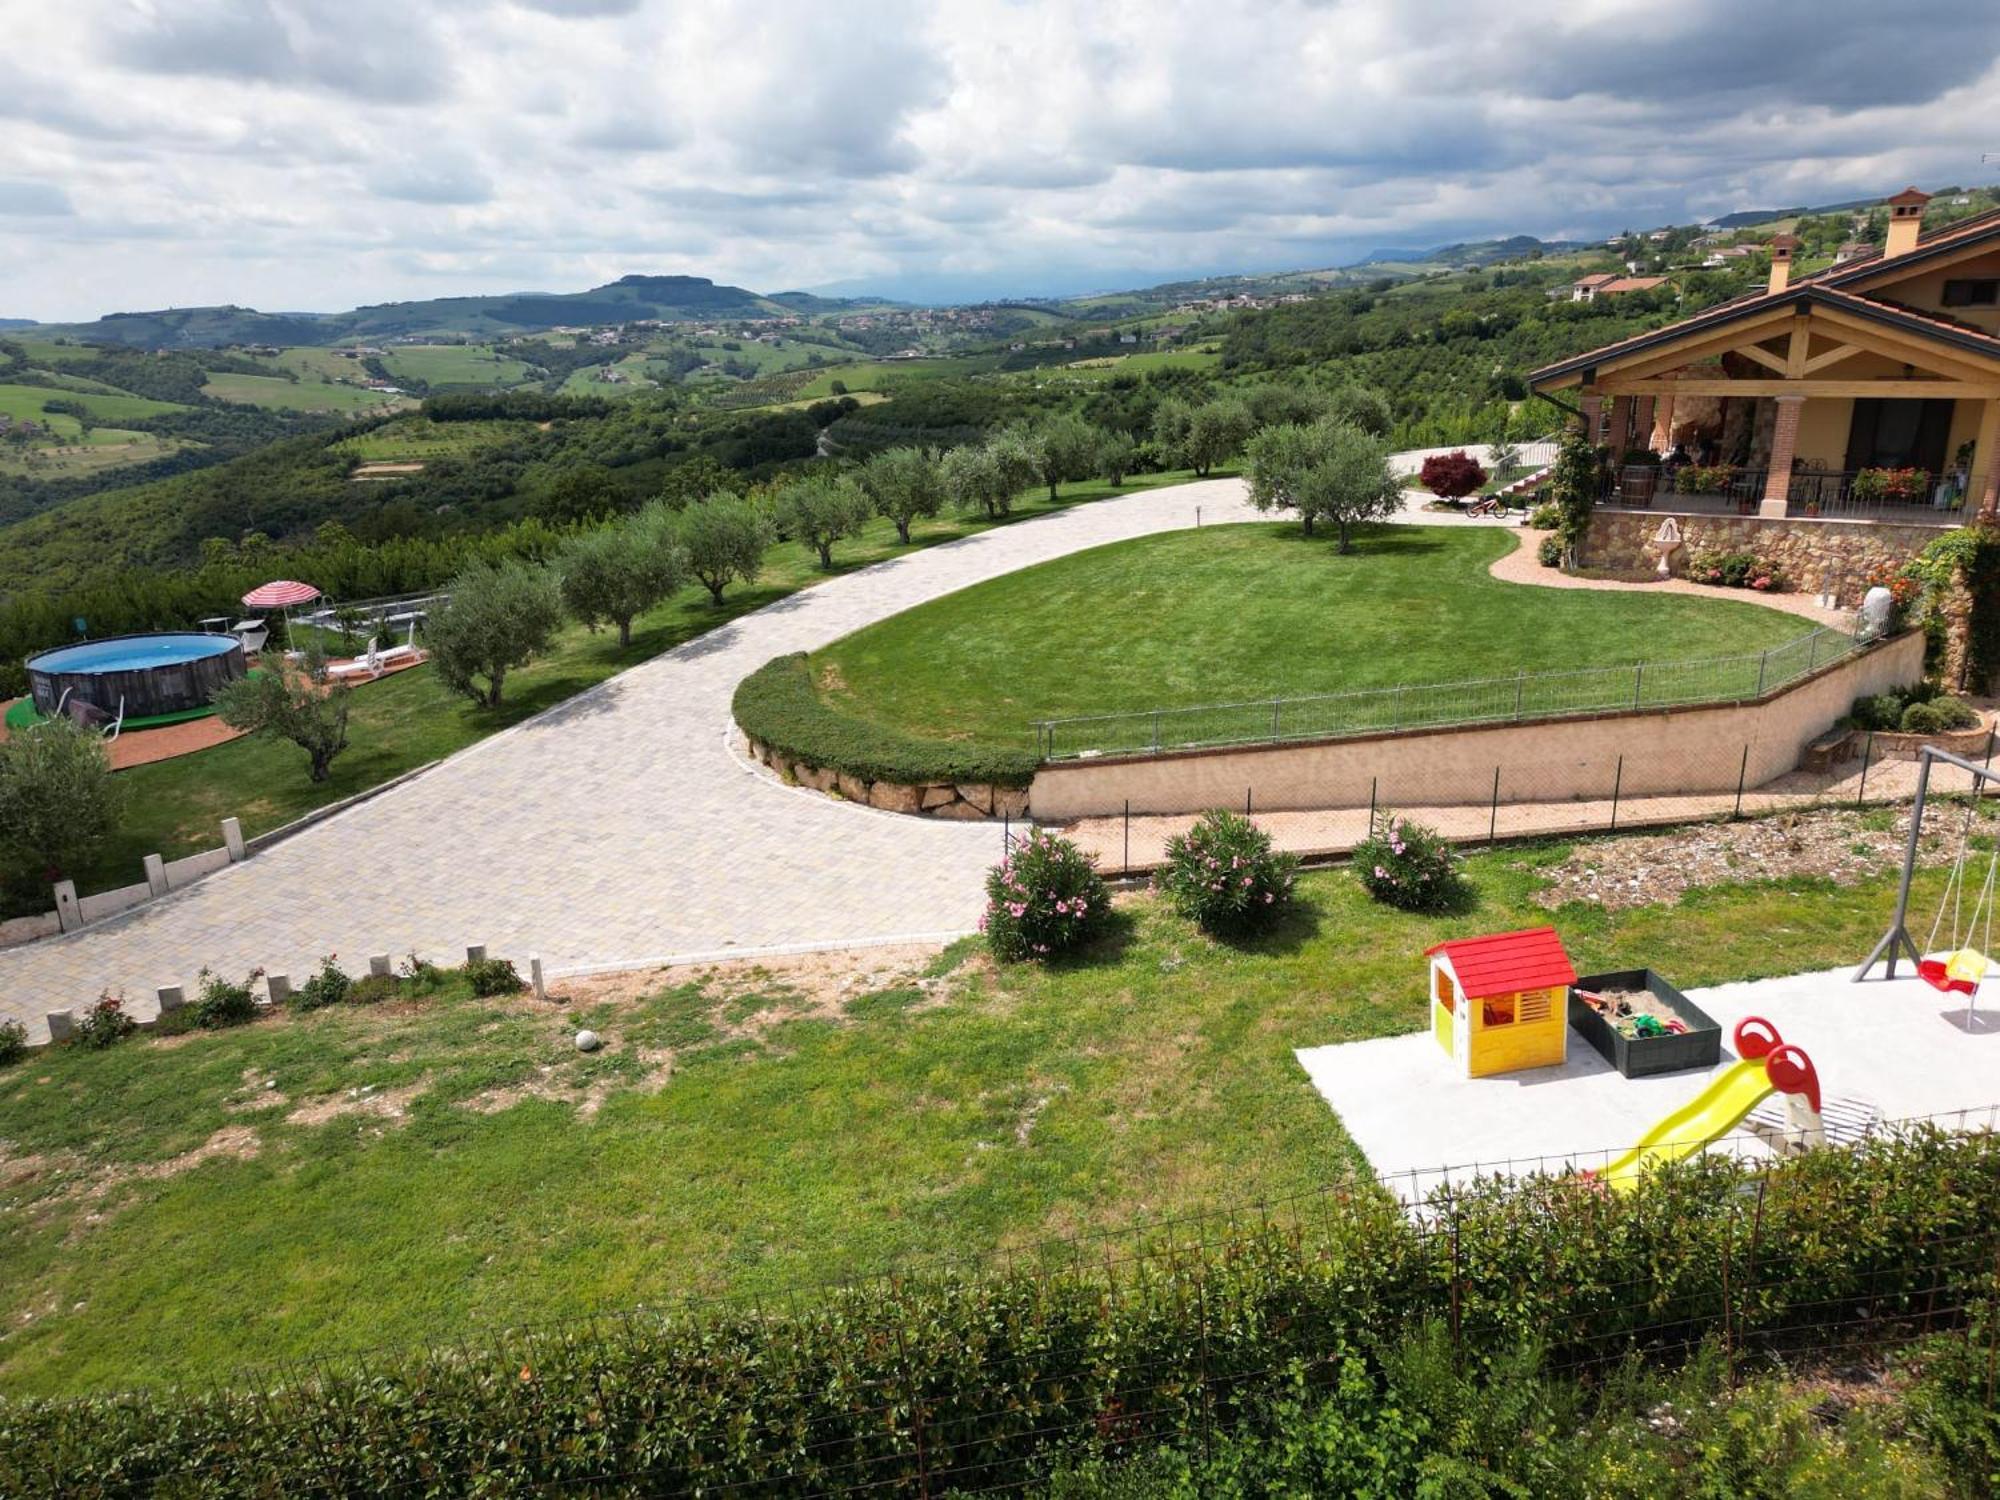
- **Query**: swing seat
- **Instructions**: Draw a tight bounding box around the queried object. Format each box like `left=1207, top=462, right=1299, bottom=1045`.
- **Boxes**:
left=1919, top=948, right=1989, bottom=995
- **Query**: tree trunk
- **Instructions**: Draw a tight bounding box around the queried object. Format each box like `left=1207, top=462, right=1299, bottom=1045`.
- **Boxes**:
left=894, top=519, right=911, bottom=543
left=1301, top=513, right=1314, bottom=536
left=816, top=542, right=833, bottom=569
left=617, top=617, right=633, bottom=647
left=1047, top=479, right=1059, bottom=502
left=706, top=579, right=726, bottom=605
left=485, top=670, right=506, bottom=708
left=1337, top=519, right=1354, bottom=554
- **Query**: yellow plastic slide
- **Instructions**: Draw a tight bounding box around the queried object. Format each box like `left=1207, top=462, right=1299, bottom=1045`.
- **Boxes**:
left=1595, top=1060, right=1773, bottom=1192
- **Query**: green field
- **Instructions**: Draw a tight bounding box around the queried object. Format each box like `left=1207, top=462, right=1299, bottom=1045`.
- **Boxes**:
left=0, top=828, right=1943, bottom=1395
left=327, top=415, right=532, bottom=462
left=1058, top=345, right=1223, bottom=379
left=0, top=432, right=188, bottom=479
left=811, top=524, right=1811, bottom=749
left=795, top=358, right=972, bottom=397
left=199, top=372, right=410, bottom=414
left=379, top=344, right=535, bottom=388
left=0, top=382, right=185, bottom=437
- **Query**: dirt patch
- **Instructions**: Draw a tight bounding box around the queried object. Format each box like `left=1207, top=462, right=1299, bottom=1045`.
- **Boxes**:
left=139, top=1126, right=261, bottom=1178
left=1530, top=805, right=1990, bottom=913
left=286, top=1080, right=426, bottom=1127
left=558, top=941, right=954, bottom=1020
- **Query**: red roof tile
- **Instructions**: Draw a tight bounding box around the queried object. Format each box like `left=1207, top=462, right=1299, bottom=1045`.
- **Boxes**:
left=1425, top=927, right=1576, bottom=998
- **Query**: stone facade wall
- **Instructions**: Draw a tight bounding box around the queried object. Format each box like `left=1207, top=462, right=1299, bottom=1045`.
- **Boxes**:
left=1582, top=510, right=1948, bottom=606
left=744, top=737, right=1029, bottom=822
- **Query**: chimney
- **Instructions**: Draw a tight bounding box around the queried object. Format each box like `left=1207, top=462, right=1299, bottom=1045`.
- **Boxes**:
left=1884, top=186, right=1931, bottom=258
left=1767, top=233, right=1798, bottom=295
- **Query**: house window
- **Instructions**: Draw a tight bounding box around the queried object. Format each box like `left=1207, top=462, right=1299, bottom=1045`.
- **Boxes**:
left=1482, top=992, right=1517, bottom=1028
left=1942, top=279, right=2000, bottom=308
left=1434, top=967, right=1455, bottom=1011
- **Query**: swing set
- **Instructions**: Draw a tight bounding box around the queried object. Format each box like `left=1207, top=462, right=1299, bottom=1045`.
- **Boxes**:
left=1856, top=745, right=1999, bottom=1024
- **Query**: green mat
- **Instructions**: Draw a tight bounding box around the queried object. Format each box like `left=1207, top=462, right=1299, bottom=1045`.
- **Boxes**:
left=4, top=669, right=264, bottom=733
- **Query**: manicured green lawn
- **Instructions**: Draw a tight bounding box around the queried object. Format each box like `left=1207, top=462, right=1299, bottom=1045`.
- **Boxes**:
left=812, top=524, right=1813, bottom=749
left=49, top=471, right=1211, bottom=899
left=0, top=844, right=1930, bottom=1396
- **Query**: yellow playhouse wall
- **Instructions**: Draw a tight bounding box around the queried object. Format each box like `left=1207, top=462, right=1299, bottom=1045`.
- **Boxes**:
left=1467, top=986, right=1567, bottom=1077
left=1433, top=999, right=1453, bottom=1057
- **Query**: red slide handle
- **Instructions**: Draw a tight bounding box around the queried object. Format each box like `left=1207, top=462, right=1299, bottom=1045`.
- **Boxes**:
left=1764, top=1044, right=1821, bottom=1116
left=1733, top=1015, right=1782, bottom=1061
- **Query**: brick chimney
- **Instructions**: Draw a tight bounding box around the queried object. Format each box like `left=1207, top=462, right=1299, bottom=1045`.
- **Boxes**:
left=1884, top=186, right=1931, bottom=259
left=1767, top=233, right=1798, bottom=294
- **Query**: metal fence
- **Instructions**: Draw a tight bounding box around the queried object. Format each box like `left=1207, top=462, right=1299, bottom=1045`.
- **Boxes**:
left=1035, top=626, right=1858, bottom=761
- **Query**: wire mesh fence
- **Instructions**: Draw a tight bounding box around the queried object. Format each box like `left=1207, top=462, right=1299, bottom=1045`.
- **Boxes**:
left=1034, top=627, right=1858, bottom=761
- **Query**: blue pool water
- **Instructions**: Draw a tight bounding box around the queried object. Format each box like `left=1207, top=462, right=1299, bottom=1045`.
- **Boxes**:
left=29, top=633, right=238, bottom=674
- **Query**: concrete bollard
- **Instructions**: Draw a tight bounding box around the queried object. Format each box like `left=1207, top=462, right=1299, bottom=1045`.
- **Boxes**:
left=222, top=816, right=246, bottom=862
left=265, top=973, right=291, bottom=1005
left=46, top=1009, right=75, bottom=1043
left=52, top=880, right=81, bottom=934
left=465, top=944, right=487, bottom=965
left=157, top=984, right=186, bottom=1014
left=530, top=953, right=546, bottom=1001
left=143, top=853, right=168, bottom=898
left=369, top=954, right=392, bottom=979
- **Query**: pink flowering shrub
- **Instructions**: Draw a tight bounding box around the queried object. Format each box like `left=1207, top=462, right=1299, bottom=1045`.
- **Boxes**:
left=982, top=829, right=1111, bottom=963
left=1353, top=814, right=1464, bottom=913
left=1155, top=809, right=1299, bottom=937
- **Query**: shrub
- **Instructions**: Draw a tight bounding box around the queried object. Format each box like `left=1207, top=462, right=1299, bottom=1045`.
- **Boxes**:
left=733, top=653, right=1040, bottom=788
left=982, top=829, right=1111, bottom=962
left=346, top=974, right=400, bottom=1006
left=1155, top=809, right=1299, bottom=937
left=291, top=954, right=352, bottom=1011
left=1849, top=692, right=1908, bottom=731
left=1677, top=463, right=1736, bottom=495
left=73, top=990, right=136, bottom=1050
left=463, top=956, right=525, bottom=996
left=1901, top=696, right=1980, bottom=734
left=1527, top=501, right=1560, bottom=530
left=0, top=1017, right=26, bottom=1068
left=1418, top=449, right=1488, bottom=504
left=212, top=647, right=353, bottom=784
left=1687, top=548, right=1786, bottom=592
left=1353, top=814, right=1464, bottom=912
left=192, top=967, right=259, bottom=1029
left=1537, top=535, right=1562, bottom=567
left=0, top=716, right=123, bottom=901
left=1851, top=466, right=1929, bottom=505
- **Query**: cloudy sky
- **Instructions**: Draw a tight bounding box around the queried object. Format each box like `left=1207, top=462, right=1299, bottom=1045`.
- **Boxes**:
left=3, top=0, right=1999, bottom=321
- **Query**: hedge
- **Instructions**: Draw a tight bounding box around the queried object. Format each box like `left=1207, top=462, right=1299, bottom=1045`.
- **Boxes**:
left=4, top=1130, right=1998, bottom=1496
left=732, top=652, right=1040, bottom=788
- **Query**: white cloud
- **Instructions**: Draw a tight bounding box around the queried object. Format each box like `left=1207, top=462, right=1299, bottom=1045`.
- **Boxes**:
left=1, top=0, right=1996, bottom=320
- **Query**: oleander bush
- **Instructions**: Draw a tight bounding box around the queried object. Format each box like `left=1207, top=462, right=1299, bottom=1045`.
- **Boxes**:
left=733, top=653, right=1040, bottom=789
left=2, top=1132, right=1997, bottom=1497
left=1353, top=814, right=1464, bottom=913
left=1687, top=547, right=1786, bottom=592
left=1155, top=809, right=1298, bottom=937
left=982, top=828, right=1112, bottom=962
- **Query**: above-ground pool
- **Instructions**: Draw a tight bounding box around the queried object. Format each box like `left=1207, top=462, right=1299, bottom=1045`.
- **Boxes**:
left=26, top=633, right=246, bottom=721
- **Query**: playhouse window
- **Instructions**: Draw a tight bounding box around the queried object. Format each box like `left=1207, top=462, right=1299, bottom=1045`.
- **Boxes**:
left=1517, top=990, right=1552, bottom=1024
left=1481, top=992, right=1517, bottom=1027
left=1433, top=968, right=1455, bottom=1011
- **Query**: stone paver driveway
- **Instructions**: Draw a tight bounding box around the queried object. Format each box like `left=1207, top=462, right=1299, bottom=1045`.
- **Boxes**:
left=0, top=478, right=1271, bottom=1041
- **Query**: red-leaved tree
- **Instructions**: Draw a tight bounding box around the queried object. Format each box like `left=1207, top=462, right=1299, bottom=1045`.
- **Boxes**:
left=1420, top=450, right=1489, bottom=505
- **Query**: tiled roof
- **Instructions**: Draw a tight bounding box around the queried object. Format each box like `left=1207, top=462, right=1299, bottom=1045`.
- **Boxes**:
left=1426, top=927, right=1576, bottom=998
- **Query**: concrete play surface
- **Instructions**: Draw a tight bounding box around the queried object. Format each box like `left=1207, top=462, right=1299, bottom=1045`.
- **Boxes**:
left=1297, top=963, right=2000, bottom=1202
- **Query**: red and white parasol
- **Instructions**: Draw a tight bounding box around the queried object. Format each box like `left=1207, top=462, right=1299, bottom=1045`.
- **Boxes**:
left=241, top=580, right=321, bottom=609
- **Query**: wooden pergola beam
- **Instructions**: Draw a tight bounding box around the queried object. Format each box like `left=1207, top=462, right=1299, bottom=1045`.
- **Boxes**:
left=1597, top=378, right=2000, bottom=398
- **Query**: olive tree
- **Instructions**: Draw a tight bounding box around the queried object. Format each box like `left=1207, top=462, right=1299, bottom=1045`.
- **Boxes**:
left=1325, top=385, right=1393, bottom=439
left=677, top=492, right=774, bottom=604
left=942, top=439, right=1033, bottom=520
left=558, top=506, right=687, bottom=646
left=1095, top=428, right=1140, bottom=487
left=0, top=717, right=122, bottom=896
left=426, top=559, right=565, bottom=708
left=213, top=647, right=353, bottom=783
left=774, top=472, right=874, bottom=570
left=859, top=446, right=942, bottom=543
left=1017, top=413, right=1101, bottom=501
left=1245, top=416, right=1402, bottom=552
left=1184, top=398, right=1255, bottom=477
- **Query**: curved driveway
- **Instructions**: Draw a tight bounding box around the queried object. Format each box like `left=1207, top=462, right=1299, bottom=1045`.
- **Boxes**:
left=0, top=478, right=1271, bottom=1040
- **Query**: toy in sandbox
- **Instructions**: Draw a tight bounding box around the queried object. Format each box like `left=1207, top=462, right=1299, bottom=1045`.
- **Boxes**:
left=1569, top=968, right=1723, bottom=1078
left=1427, top=926, right=1576, bottom=1078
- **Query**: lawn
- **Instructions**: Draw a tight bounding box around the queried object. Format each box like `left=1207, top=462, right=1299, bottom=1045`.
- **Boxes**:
left=811, top=524, right=1813, bottom=750
left=199, top=372, right=412, bottom=415
left=0, top=839, right=1937, bottom=1396
left=379, top=345, right=535, bottom=389
left=49, top=470, right=1213, bottom=898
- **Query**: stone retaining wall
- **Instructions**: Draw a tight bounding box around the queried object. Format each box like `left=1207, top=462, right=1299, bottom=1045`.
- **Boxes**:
left=745, top=737, right=1029, bottom=821
left=1583, top=510, right=1948, bottom=605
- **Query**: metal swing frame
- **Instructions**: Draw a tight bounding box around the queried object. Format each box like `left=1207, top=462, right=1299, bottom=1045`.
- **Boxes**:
left=1856, top=745, right=2000, bottom=982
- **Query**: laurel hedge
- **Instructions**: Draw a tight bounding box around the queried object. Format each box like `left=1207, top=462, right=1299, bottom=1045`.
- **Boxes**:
left=732, top=652, right=1040, bottom=789
left=5, top=1130, right=1996, bottom=1497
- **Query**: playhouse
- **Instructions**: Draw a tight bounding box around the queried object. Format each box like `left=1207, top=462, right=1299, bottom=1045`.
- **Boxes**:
left=1428, top=926, right=1576, bottom=1078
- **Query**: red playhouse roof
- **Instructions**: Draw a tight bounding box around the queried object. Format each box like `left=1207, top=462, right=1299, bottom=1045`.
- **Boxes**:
left=241, top=579, right=321, bottom=609
left=1425, top=926, right=1576, bottom=998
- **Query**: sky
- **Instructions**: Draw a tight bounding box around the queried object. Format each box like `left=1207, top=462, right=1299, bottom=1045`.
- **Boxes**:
left=3, top=0, right=2000, bottom=322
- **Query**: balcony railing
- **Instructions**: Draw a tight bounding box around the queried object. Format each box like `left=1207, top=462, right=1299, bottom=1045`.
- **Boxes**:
left=1592, top=464, right=1985, bottom=525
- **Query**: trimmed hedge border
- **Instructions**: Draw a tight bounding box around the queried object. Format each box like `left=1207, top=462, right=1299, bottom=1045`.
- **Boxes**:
left=733, top=652, right=1039, bottom=791
left=3, top=1131, right=1997, bottom=1495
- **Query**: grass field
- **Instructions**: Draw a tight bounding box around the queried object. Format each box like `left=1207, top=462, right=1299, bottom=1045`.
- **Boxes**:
left=379, top=345, right=535, bottom=389
left=0, top=838, right=1936, bottom=1396
left=199, top=372, right=411, bottom=415
left=1061, top=346, right=1222, bottom=378
left=0, top=382, right=185, bottom=437
left=46, top=471, right=1210, bottom=899
left=795, top=359, right=974, bottom=397
left=327, top=416, right=533, bottom=462
left=0, top=432, right=188, bottom=479
left=810, top=524, right=1811, bottom=749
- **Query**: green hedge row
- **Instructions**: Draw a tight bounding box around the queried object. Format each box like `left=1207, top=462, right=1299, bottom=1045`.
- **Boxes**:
left=732, top=652, right=1040, bottom=789
left=4, top=1131, right=1998, bottom=1496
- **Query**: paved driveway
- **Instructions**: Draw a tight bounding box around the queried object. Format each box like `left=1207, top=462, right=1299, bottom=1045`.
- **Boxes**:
left=0, top=479, right=1271, bottom=1041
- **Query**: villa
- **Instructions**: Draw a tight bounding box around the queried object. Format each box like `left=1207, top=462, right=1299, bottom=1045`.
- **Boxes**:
left=1532, top=187, right=2000, bottom=522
